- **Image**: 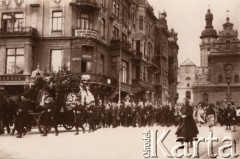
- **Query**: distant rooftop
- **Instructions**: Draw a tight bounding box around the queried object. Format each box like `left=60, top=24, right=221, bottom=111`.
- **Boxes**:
left=180, top=58, right=196, bottom=66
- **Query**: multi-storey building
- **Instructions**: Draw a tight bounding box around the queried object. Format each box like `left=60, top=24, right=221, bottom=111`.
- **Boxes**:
left=178, top=9, right=240, bottom=106
left=0, top=0, right=178, bottom=105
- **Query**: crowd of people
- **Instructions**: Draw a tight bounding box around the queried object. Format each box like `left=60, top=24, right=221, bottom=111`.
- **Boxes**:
left=1, top=92, right=240, bottom=138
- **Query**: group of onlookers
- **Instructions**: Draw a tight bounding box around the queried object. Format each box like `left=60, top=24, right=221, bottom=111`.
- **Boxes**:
left=192, top=103, right=240, bottom=132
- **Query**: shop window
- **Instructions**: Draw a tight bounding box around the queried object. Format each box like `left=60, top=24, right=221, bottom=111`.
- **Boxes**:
left=77, top=12, right=91, bottom=30
left=122, top=60, right=128, bottom=83
left=81, top=60, right=92, bottom=73
left=50, top=50, right=62, bottom=73
left=52, top=11, right=62, bottom=31
left=6, top=48, right=24, bottom=74
left=2, top=12, right=23, bottom=32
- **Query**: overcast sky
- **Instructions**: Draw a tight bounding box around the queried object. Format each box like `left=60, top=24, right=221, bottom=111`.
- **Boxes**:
left=148, top=0, right=240, bottom=66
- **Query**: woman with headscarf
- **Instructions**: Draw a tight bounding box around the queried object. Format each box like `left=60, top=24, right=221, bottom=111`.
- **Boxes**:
left=175, top=98, right=199, bottom=148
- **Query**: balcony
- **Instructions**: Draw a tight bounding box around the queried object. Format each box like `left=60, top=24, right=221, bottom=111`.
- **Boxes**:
left=0, top=27, right=38, bottom=38
left=132, top=51, right=149, bottom=61
left=73, top=28, right=98, bottom=39
left=147, top=57, right=159, bottom=69
left=110, top=39, right=133, bottom=54
left=69, top=0, right=100, bottom=10
left=0, top=74, right=30, bottom=85
left=132, top=79, right=155, bottom=91
left=121, top=82, right=132, bottom=93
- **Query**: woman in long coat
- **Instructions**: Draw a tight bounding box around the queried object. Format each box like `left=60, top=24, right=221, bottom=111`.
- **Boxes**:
left=175, top=98, right=199, bottom=148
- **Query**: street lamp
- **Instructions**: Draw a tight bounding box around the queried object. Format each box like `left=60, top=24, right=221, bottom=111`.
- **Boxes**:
left=224, top=64, right=233, bottom=104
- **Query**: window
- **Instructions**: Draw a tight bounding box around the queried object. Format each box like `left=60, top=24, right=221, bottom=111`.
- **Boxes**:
left=78, top=12, right=91, bottom=29
left=132, top=13, right=135, bottom=26
left=218, top=75, right=223, bottom=83
left=122, top=61, right=128, bottom=83
left=113, top=26, right=119, bottom=39
left=122, top=33, right=127, bottom=42
left=186, top=91, right=191, bottom=100
left=6, top=48, right=24, bottom=74
left=186, top=67, right=190, bottom=73
left=101, top=18, right=105, bottom=39
left=122, top=8, right=128, bottom=26
left=112, top=0, right=119, bottom=17
left=102, top=0, right=106, bottom=7
left=52, top=11, right=62, bottom=31
left=186, top=77, right=191, bottom=80
left=81, top=60, right=92, bottom=73
left=139, top=15, right=143, bottom=30
left=234, top=75, right=239, bottom=83
left=100, top=55, right=105, bottom=74
left=148, top=43, right=152, bottom=60
left=2, top=13, right=23, bottom=32
left=136, top=40, right=140, bottom=52
left=202, top=93, right=208, bottom=102
left=50, top=50, right=62, bottom=73
left=187, top=83, right=190, bottom=87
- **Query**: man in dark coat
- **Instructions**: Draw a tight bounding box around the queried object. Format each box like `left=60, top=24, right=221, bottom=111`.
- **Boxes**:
left=175, top=98, right=199, bottom=148
left=42, top=96, right=59, bottom=136
left=74, top=98, right=86, bottom=135
left=124, top=103, right=132, bottom=127
left=15, top=96, right=31, bottom=138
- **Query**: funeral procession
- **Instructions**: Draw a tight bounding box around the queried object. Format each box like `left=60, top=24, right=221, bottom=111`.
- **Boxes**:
left=0, top=0, right=240, bottom=159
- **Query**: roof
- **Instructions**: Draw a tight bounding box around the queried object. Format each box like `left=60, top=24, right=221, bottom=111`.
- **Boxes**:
left=180, top=58, right=196, bottom=66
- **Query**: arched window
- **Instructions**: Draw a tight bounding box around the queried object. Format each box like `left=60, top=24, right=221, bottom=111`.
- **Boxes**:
left=234, top=75, right=239, bottom=83
left=186, top=77, right=191, bottom=80
left=202, top=93, right=208, bottom=102
left=186, top=91, right=191, bottom=99
left=218, top=75, right=223, bottom=83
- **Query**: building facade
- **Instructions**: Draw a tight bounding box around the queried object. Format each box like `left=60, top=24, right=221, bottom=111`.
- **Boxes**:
left=0, top=0, right=179, bottom=105
left=178, top=9, right=240, bottom=106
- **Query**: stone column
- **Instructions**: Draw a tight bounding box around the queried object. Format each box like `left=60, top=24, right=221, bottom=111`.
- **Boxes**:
left=24, top=43, right=33, bottom=75
left=0, top=46, right=6, bottom=74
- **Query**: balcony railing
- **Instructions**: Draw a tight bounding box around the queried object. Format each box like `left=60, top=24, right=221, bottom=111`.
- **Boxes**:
left=110, top=39, right=132, bottom=53
left=73, top=28, right=98, bottom=39
left=0, top=27, right=38, bottom=37
left=70, top=0, right=100, bottom=10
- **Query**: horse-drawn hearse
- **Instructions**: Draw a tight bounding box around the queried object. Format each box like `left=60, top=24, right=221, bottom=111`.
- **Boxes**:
left=0, top=69, right=102, bottom=137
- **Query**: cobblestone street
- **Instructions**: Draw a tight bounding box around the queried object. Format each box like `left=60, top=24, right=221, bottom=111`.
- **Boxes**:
left=0, top=125, right=239, bottom=159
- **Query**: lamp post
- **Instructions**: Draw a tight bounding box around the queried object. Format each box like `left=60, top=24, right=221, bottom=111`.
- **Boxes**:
left=224, top=64, right=233, bottom=104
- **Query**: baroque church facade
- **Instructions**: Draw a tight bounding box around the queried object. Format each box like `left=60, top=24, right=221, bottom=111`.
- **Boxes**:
left=178, top=9, right=240, bottom=106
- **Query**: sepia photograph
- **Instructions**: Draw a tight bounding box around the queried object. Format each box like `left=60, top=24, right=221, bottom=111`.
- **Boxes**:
left=0, top=0, right=240, bottom=158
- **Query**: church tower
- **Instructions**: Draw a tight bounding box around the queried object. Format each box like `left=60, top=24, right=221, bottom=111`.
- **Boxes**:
left=200, top=9, right=218, bottom=67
